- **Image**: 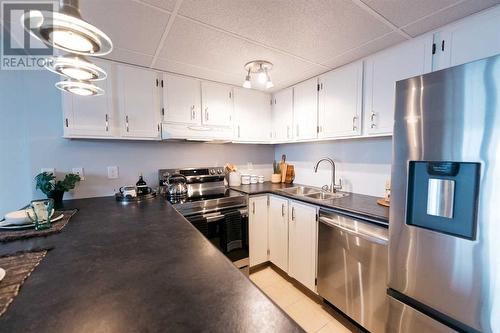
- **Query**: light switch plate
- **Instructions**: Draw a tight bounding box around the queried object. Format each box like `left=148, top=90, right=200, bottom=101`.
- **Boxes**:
left=107, top=166, right=119, bottom=179
left=72, top=167, right=85, bottom=181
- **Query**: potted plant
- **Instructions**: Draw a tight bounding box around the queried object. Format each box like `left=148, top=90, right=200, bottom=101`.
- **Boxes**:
left=35, top=172, right=81, bottom=209
left=271, top=160, right=281, bottom=183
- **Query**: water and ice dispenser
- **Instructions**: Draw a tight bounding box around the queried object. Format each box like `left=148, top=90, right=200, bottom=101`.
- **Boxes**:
left=406, top=161, right=480, bottom=240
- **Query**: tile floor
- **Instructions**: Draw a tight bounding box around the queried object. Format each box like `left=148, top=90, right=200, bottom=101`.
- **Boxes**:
left=250, top=266, right=362, bottom=333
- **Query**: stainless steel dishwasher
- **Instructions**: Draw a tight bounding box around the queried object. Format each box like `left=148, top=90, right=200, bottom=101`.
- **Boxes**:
left=317, top=209, right=388, bottom=333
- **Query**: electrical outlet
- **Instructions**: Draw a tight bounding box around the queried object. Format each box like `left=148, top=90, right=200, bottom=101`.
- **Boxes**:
left=41, top=168, right=55, bottom=175
left=72, top=167, right=85, bottom=181
left=107, top=166, right=119, bottom=179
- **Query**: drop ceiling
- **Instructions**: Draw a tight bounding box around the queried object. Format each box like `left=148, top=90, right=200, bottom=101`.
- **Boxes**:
left=80, top=0, right=500, bottom=91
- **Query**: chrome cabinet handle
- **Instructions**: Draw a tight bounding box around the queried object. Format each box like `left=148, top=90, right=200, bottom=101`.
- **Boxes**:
left=252, top=202, right=255, bottom=214
left=352, top=116, right=358, bottom=131
left=191, top=105, right=195, bottom=120
left=205, top=107, right=209, bottom=121
left=370, top=111, right=376, bottom=128
left=105, top=114, right=109, bottom=132
left=281, top=204, right=285, bottom=217
left=296, top=124, right=299, bottom=137
left=291, top=207, right=295, bottom=221
left=238, top=125, right=241, bottom=138
left=287, top=126, right=290, bottom=139
left=125, top=115, right=129, bottom=132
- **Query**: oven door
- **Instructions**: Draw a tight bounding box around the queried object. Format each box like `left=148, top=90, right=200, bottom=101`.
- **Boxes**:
left=186, top=207, right=249, bottom=274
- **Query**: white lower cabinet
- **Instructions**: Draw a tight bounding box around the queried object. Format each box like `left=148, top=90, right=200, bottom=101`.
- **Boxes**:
left=249, top=196, right=269, bottom=267
left=288, top=201, right=318, bottom=292
left=251, top=195, right=318, bottom=293
left=268, top=196, right=289, bottom=273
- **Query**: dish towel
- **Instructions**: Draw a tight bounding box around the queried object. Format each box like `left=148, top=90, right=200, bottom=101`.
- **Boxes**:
left=221, top=211, right=243, bottom=253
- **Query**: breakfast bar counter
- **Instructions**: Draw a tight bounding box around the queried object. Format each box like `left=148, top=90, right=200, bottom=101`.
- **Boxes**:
left=0, top=197, right=303, bottom=332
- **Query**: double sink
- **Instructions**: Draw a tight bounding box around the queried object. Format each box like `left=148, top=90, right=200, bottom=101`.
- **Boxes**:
left=278, top=186, right=349, bottom=201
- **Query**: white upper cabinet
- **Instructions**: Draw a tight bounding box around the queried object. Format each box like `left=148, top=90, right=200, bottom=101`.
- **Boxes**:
left=117, top=64, right=161, bottom=139
left=293, top=77, right=318, bottom=140
left=288, top=200, right=318, bottom=293
left=318, top=61, right=363, bottom=139
left=162, top=74, right=201, bottom=125
left=201, top=81, right=233, bottom=128
left=63, top=60, right=115, bottom=138
left=233, top=88, right=271, bottom=142
left=364, top=36, right=433, bottom=136
left=271, top=87, right=293, bottom=141
left=432, top=6, right=500, bottom=71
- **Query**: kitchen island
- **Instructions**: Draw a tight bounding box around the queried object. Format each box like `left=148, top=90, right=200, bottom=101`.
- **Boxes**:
left=0, top=197, right=303, bottom=332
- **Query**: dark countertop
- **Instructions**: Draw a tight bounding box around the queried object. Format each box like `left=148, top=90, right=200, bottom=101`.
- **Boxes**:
left=230, top=182, right=389, bottom=224
left=0, top=197, right=303, bottom=332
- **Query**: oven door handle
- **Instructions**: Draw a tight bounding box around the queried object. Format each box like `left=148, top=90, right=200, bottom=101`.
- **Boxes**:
left=203, top=208, right=248, bottom=223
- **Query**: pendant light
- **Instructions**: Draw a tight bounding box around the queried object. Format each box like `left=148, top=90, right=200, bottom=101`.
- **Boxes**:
left=46, top=55, right=107, bottom=81
left=55, top=80, right=104, bottom=96
left=21, top=0, right=113, bottom=56
left=243, top=60, right=274, bottom=89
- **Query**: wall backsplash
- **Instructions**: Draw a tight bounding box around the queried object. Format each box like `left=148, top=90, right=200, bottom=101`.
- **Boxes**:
left=274, top=137, right=393, bottom=197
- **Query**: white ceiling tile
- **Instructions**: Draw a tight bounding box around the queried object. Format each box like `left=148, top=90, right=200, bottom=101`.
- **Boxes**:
left=402, top=0, right=500, bottom=37
left=138, top=0, right=177, bottom=11
left=80, top=0, right=170, bottom=55
left=321, top=32, right=406, bottom=68
left=158, top=16, right=325, bottom=90
left=362, top=0, right=459, bottom=27
left=104, top=47, right=154, bottom=67
left=177, top=0, right=392, bottom=64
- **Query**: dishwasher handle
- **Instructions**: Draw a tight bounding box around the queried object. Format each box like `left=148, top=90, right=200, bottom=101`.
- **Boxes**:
left=320, top=216, right=388, bottom=245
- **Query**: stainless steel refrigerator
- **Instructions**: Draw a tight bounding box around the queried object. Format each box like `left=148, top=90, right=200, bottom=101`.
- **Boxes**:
left=388, top=54, right=500, bottom=333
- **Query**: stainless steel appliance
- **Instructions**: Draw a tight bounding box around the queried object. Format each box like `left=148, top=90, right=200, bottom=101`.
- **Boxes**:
left=159, top=167, right=249, bottom=273
left=317, top=209, right=388, bottom=333
left=388, top=55, right=500, bottom=332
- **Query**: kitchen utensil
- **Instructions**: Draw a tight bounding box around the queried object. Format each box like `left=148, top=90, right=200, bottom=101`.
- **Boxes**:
left=136, top=174, right=149, bottom=195
left=241, top=174, right=251, bottom=185
left=250, top=175, right=258, bottom=184
left=26, top=199, right=54, bottom=230
left=228, top=171, right=241, bottom=186
left=166, top=174, right=188, bottom=197
left=258, top=176, right=264, bottom=183
left=119, top=186, right=137, bottom=198
left=285, top=165, right=295, bottom=184
left=280, top=154, right=287, bottom=183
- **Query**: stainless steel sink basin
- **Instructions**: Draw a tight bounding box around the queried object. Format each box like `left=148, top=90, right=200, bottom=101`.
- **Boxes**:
left=279, top=186, right=322, bottom=196
left=304, top=192, right=349, bottom=200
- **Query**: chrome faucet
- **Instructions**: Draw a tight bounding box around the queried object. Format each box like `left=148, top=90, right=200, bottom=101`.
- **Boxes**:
left=313, top=157, right=342, bottom=192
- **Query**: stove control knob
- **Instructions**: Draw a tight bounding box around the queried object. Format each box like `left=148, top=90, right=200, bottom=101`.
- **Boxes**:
left=217, top=169, right=223, bottom=175
left=209, top=169, right=216, bottom=175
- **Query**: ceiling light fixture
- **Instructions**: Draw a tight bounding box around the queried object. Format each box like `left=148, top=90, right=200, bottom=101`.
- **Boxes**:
left=55, top=79, right=104, bottom=96
left=243, top=68, right=252, bottom=88
left=21, top=0, right=113, bottom=56
left=46, top=55, right=107, bottom=81
left=243, top=60, right=274, bottom=89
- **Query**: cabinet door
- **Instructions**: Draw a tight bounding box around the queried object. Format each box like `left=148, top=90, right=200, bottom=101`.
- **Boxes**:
left=234, top=88, right=271, bottom=142
left=364, top=36, right=432, bottom=135
left=118, top=65, right=161, bottom=139
left=162, top=74, right=201, bottom=125
left=201, top=81, right=233, bottom=127
left=318, top=61, right=363, bottom=138
left=434, top=6, right=500, bottom=71
left=271, top=87, right=293, bottom=141
left=288, top=201, right=317, bottom=292
left=293, top=77, right=318, bottom=140
left=249, top=196, right=269, bottom=267
left=63, top=60, right=115, bottom=138
left=268, top=196, right=289, bottom=272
